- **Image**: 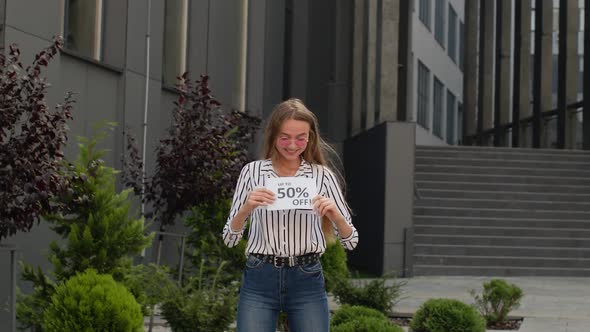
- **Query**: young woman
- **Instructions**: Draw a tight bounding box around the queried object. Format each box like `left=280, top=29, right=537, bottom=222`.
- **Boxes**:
left=222, top=98, right=358, bottom=332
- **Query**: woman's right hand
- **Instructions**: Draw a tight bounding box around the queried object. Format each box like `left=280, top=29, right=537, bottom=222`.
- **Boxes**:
left=245, top=188, right=276, bottom=211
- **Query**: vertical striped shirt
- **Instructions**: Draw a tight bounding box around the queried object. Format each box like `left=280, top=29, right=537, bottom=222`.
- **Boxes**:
left=222, top=159, right=359, bottom=256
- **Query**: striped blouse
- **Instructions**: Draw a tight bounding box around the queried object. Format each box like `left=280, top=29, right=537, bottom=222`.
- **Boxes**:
left=222, top=159, right=359, bottom=256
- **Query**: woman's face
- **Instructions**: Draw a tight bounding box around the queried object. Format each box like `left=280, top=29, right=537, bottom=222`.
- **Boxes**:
left=275, top=118, right=310, bottom=162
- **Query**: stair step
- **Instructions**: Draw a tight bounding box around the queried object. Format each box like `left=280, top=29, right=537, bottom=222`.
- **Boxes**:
left=416, top=145, right=590, bottom=155
left=416, top=189, right=590, bottom=202
left=414, top=254, right=590, bottom=268
left=415, top=164, right=590, bottom=177
left=414, top=225, right=590, bottom=238
left=415, top=172, right=590, bottom=186
left=415, top=180, right=590, bottom=194
left=416, top=156, right=590, bottom=170
left=413, top=215, right=590, bottom=229
left=412, top=264, right=590, bottom=277
left=412, top=146, right=590, bottom=276
left=414, top=197, right=590, bottom=211
left=415, top=234, right=590, bottom=247
left=414, top=206, right=590, bottom=219
left=414, top=244, right=590, bottom=259
left=416, top=147, right=590, bottom=162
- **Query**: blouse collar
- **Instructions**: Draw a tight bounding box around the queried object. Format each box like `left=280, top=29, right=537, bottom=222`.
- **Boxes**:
left=262, top=158, right=313, bottom=178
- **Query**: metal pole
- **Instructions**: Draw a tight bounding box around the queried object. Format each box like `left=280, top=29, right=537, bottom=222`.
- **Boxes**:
left=143, top=4, right=153, bottom=332
left=178, top=236, right=186, bottom=285
left=10, top=247, right=16, bottom=332
left=1, top=244, right=17, bottom=332
left=141, top=0, right=152, bottom=226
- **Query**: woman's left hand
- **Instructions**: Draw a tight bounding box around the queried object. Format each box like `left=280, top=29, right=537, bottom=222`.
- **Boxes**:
left=312, top=195, right=342, bottom=221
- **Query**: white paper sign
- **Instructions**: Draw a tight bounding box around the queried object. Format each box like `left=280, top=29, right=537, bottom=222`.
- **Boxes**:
left=266, top=177, right=317, bottom=211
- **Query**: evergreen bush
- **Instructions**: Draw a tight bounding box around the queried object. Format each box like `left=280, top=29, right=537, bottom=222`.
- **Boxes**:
left=183, top=199, right=247, bottom=282
left=320, top=241, right=350, bottom=292
left=160, top=261, right=238, bottom=332
left=410, top=298, right=486, bottom=332
left=470, top=278, right=524, bottom=326
left=17, top=128, right=153, bottom=330
left=42, top=270, right=143, bottom=332
left=332, top=274, right=406, bottom=314
left=331, top=305, right=403, bottom=332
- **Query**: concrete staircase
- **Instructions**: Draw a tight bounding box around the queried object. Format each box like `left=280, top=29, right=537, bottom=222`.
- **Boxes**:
left=412, top=145, right=590, bottom=276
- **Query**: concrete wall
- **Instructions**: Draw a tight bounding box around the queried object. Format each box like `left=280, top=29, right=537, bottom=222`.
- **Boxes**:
left=0, top=1, right=292, bottom=329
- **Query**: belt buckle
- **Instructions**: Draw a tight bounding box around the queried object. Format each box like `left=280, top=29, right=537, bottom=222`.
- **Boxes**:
left=273, top=256, right=281, bottom=268
left=288, top=256, right=295, bottom=267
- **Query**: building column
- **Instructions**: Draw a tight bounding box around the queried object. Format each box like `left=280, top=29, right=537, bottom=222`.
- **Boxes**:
left=365, top=0, right=378, bottom=128
left=532, top=0, right=553, bottom=148
left=585, top=0, right=590, bottom=149
left=494, top=0, right=512, bottom=146
left=462, top=0, right=478, bottom=144
left=512, top=0, right=532, bottom=147
left=327, top=0, right=354, bottom=145
left=378, top=0, right=400, bottom=123
left=561, top=0, right=580, bottom=148
left=351, top=0, right=365, bottom=135
left=478, top=0, right=494, bottom=144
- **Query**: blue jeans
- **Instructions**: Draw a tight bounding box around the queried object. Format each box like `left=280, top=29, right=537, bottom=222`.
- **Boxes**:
left=237, top=254, right=329, bottom=332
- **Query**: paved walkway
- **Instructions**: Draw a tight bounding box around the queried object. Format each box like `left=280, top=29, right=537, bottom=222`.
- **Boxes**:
left=145, top=276, right=590, bottom=331
left=386, top=276, right=590, bottom=332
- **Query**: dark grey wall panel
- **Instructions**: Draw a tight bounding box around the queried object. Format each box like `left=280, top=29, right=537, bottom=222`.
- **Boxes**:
left=187, top=0, right=210, bottom=76
left=344, top=123, right=386, bottom=275
left=5, top=0, right=61, bottom=41
left=207, top=0, right=244, bottom=109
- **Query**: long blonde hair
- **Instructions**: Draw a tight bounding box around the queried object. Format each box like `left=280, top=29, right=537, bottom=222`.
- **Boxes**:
left=262, top=98, right=347, bottom=244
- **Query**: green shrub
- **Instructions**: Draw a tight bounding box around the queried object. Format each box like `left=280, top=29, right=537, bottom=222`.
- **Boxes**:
left=184, top=199, right=247, bottom=283
left=332, top=316, right=403, bottom=332
left=331, top=305, right=403, bottom=332
left=160, top=261, right=238, bottom=332
left=320, top=241, right=350, bottom=292
left=410, top=298, right=486, bottom=332
left=331, top=304, right=389, bottom=327
left=18, top=128, right=153, bottom=330
left=470, top=279, right=524, bottom=326
left=332, top=275, right=406, bottom=314
left=42, top=270, right=143, bottom=332
left=120, top=263, right=176, bottom=316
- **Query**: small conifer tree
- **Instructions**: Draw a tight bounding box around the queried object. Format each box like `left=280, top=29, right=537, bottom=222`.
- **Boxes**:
left=17, top=127, right=153, bottom=330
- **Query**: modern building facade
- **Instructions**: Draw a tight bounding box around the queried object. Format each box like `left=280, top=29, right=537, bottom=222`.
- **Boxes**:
left=1, top=0, right=589, bottom=328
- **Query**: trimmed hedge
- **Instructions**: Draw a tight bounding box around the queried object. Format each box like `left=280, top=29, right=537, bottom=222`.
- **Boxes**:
left=42, top=270, right=143, bottom=332
left=410, top=298, right=486, bottom=332
left=331, top=305, right=403, bottom=332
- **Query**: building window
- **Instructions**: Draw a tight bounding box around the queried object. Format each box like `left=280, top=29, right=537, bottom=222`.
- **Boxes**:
left=433, top=76, right=444, bottom=138
left=448, top=5, right=457, bottom=63
left=417, top=61, right=431, bottom=129
left=446, top=91, right=456, bottom=144
left=459, top=20, right=464, bottom=71
left=434, top=0, right=445, bottom=47
left=163, top=0, right=189, bottom=86
left=64, top=0, right=104, bottom=60
left=419, top=0, right=431, bottom=30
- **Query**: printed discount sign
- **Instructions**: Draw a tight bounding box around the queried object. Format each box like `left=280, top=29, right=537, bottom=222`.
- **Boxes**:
left=266, top=177, right=317, bottom=211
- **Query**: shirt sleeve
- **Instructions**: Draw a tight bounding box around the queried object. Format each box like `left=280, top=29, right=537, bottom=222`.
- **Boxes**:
left=321, top=166, right=359, bottom=250
left=222, top=163, right=252, bottom=247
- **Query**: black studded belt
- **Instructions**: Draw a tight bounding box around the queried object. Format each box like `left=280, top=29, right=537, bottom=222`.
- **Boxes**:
left=251, top=253, right=320, bottom=268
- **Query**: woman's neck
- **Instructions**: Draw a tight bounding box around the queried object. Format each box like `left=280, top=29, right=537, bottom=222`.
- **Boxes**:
left=272, top=157, right=300, bottom=176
